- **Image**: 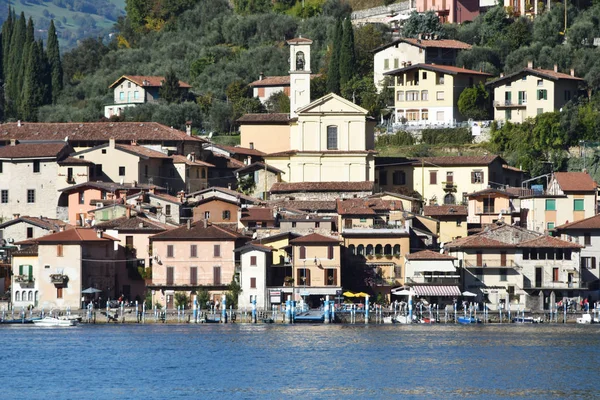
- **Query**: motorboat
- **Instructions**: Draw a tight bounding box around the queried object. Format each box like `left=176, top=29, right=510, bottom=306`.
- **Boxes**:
left=32, top=316, right=77, bottom=327
left=513, top=316, right=542, bottom=324
left=457, top=316, right=481, bottom=324
left=576, top=313, right=598, bottom=324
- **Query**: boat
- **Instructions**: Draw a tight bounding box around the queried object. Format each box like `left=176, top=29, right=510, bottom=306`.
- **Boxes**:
left=513, top=316, right=542, bottom=324
left=576, top=313, right=598, bottom=324
left=32, top=316, right=77, bottom=327
left=457, top=316, right=481, bottom=324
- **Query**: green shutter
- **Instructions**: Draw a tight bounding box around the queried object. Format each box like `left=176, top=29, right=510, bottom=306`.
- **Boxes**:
left=574, top=199, right=585, bottom=211
left=19, top=265, right=23, bottom=275
left=545, top=199, right=556, bottom=211
left=28, top=265, right=32, bottom=281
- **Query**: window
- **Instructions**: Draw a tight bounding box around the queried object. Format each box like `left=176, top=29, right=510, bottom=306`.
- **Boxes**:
left=421, top=110, right=428, bottom=120
left=406, top=91, right=419, bottom=101
left=446, top=171, right=454, bottom=183
left=33, top=160, right=40, bottom=173
left=134, top=91, right=139, bottom=100
left=456, top=220, right=462, bottom=227
left=421, top=90, right=428, bottom=100
left=326, top=126, right=338, bottom=150
left=165, top=205, right=171, bottom=216
left=167, top=267, right=174, bottom=285
left=422, top=71, right=427, bottom=80
left=392, top=171, right=406, bottom=185
left=553, top=267, right=559, bottom=282
left=119, top=166, right=126, bottom=176
left=582, top=257, right=596, bottom=269
left=299, top=246, right=306, bottom=259
left=537, top=79, right=543, bottom=87
left=564, top=90, right=571, bottom=101
left=190, top=267, right=197, bottom=285
left=483, top=198, right=495, bottom=214
left=393, top=58, right=399, bottom=69
left=0, top=161, right=2, bottom=173
left=292, top=222, right=297, bottom=228
left=213, top=266, right=221, bottom=285
left=545, top=199, right=556, bottom=211
left=214, top=244, right=221, bottom=258
left=436, top=91, right=445, bottom=101
left=471, top=170, right=484, bottom=184
left=1, top=190, right=8, bottom=203
left=436, top=111, right=445, bottom=121
left=202, top=211, right=211, bottom=220
left=537, top=89, right=547, bottom=100
left=79, top=192, right=85, bottom=205
left=27, top=189, right=35, bottom=203
left=443, top=193, right=455, bottom=205
left=190, top=245, right=197, bottom=258
left=547, top=222, right=555, bottom=230
left=250, top=277, right=256, bottom=289
left=315, top=221, right=320, bottom=228
left=430, top=171, right=437, bottom=185
left=500, top=269, right=507, bottom=282
left=119, top=92, right=125, bottom=100
left=505, top=91, right=512, bottom=104
left=396, top=91, right=404, bottom=101
left=518, top=91, right=527, bottom=105
left=574, top=199, right=584, bottom=211
left=250, top=256, right=257, bottom=266
left=26, top=227, right=33, bottom=239
left=57, top=287, right=63, bottom=299
left=167, top=245, right=174, bottom=258
left=328, top=245, right=334, bottom=260
left=436, top=74, right=445, bottom=85
left=384, top=59, right=389, bottom=70
left=379, top=170, right=387, bottom=186
left=201, top=169, right=206, bottom=179
left=222, top=210, right=230, bottom=220
left=57, top=244, right=63, bottom=257
left=297, top=268, right=311, bottom=286
left=584, top=233, right=591, bottom=246
left=406, top=110, right=419, bottom=121
left=15, top=291, right=20, bottom=301
left=326, top=269, right=337, bottom=286
left=505, top=109, right=512, bottom=120
left=101, top=149, right=107, bottom=154
left=537, top=108, right=544, bottom=116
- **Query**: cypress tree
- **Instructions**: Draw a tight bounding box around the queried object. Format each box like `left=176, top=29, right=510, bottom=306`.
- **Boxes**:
left=339, top=18, right=356, bottom=88
left=6, top=13, right=26, bottom=118
left=17, top=17, right=35, bottom=103
left=159, top=68, right=182, bottom=104
left=327, top=19, right=343, bottom=94
left=2, top=7, right=14, bottom=81
left=21, top=41, right=45, bottom=121
left=47, top=20, right=62, bottom=104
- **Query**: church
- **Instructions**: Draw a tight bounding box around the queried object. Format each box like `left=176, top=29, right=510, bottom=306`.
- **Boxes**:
left=238, top=37, right=376, bottom=185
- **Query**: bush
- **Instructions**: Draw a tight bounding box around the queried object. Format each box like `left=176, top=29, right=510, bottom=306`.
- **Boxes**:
left=174, top=292, right=190, bottom=308
left=376, top=130, right=415, bottom=146
left=421, top=128, right=473, bottom=145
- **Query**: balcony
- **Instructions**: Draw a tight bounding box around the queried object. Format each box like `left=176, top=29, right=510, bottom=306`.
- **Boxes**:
left=14, top=275, right=33, bottom=283
left=464, top=260, right=521, bottom=269
left=406, top=275, right=460, bottom=285
left=50, top=273, right=68, bottom=285
left=442, top=181, right=457, bottom=192
left=494, top=100, right=526, bottom=108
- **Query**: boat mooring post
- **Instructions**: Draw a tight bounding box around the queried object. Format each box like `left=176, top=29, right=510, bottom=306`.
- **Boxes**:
left=285, top=297, right=291, bottom=323
left=563, top=302, right=567, bottom=324
left=324, top=295, right=330, bottom=324
left=106, top=301, right=110, bottom=323
left=142, top=301, right=146, bottom=324
left=291, top=300, right=296, bottom=323
left=408, top=293, right=413, bottom=324
left=365, top=295, right=369, bottom=324
left=135, top=301, right=139, bottom=323
left=331, top=298, right=335, bottom=322
left=453, top=302, right=456, bottom=324
left=252, top=295, right=257, bottom=323
left=193, top=298, right=197, bottom=323
left=222, top=294, right=227, bottom=323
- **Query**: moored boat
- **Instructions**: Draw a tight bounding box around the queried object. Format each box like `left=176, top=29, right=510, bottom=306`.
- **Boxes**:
left=32, top=316, right=77, bottom=327
left=513, top=316, right=542, bottom=324
left=576, top=313, right=598, bottom=324
left=457, top=316, right=481, bottom=324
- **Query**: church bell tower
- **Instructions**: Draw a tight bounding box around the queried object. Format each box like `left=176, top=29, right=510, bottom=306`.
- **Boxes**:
left=287, top=36, right=312, bottom=118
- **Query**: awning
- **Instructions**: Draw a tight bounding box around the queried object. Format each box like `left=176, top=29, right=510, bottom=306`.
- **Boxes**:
left=412, top=285, right=461, bottom=297
left=409, top=260, right=457, bottom=273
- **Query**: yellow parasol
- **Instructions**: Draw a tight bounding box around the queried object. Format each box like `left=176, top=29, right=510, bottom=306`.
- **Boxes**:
left=343, top=291, right=356, bottom=297
left=355, top=292, right=369, bottom=298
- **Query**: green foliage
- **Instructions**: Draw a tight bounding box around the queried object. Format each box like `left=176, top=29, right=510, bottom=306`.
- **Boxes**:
left=237, top=175, right=256, bottom=195
left=457, top=82, right=490, bottom=120
left=339, top=17, right=356, bottom=86
left=264, top=90, right=290, bottom=113
left=159, top=68, right=183, bottom=104
left=226, top=279, right=242, bottom=309
left=174, top=292, right=190, bottom=308
left=354, top=23, right=390, bottom=78
left=196, top=289, right=211, bottom=309
left=286, top=0, right=326, bottom=18
left=340, top=75, right=384, bottom=117
left=327, top=19, right=343, bottom=94
left=402, top=10, right=445, bottom=39
left=47, top=21, right=63, bottom=104
left=233, top=0, right=273, bottom=15
left=421, top=128, right=472, bottom=145
left=376, top=130, right=415, bottom=147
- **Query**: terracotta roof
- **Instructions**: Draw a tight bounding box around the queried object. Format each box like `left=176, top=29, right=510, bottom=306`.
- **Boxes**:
left=109, top=75, right=191, bottom=89
left=170, top=154, right=214, bottom=167
left=210, top=153, right=246, bottom=169
left=214, top=144, right=265, bottom=157
left=271, top=181, right=375, bottom=193
left=0, top=122, right=202, bottom=143
left=58, top=156, right=94, bottom=166
left=554, top=214, right=600, bottom=231
left=234, top=242, right=274, bottom=253
left=35, top=228, right=119, bottom=243
left=287, top=37, right=313, bottom=44
left=188, top=186, right=261, bottom=204
left=373, top=38, right=471, bottom=53
left=517, top=235, right=583, bottom=249
left=487, top=67, right=583, bottom=86
left=249, top=74, right=321, bottom=87
left=423, top=205, right=468, bottom=217
left=418, top=155, right=501, bottom=166
left=384, top=63, right=491, bottom=77
left=0, top=216, right=73, bottom=232
left=12, top=244, right=38, bottom=256
left=237, top=113, right=291, bottom=123
left=59, top=181, right=163, bottom=193
left=0, top=142, right=69, bottom=159
left=115, top=144, right=171, bottom=159
left=445, top=235, right=514, bottom=249
left=289, top=233, right=340, bottom=245
left=467, top=188, right=518, bottom=198
left=234, top=162, right=283, bottom=175
left=266, top=150, right=376, bottom=157
left=270, top=200, right=337, bottom=212
left=553, top=172, right=597, bottom=192
left=94, top=216, right=172, bottom=232
left=240, top=207, right=276, bottom=222
left=406, top=249, right=457, bottom=260
left=336, top=198, right=403, bottom=215
left=150, top=222, right=243, bottom=241
left=149, top=192, right=183, bottom=204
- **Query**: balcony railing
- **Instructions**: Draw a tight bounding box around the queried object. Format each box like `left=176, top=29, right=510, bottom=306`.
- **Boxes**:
left=14, top=275, right=33, bottom=283
left=494, top=100, right=527, bottom=108
left=464, top=260, right=521, bottom=269
left=50, top=274, right=68, bottom=284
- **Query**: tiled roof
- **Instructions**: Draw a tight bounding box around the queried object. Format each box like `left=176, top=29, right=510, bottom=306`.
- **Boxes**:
left=553, top=172, right=597, bottom=192
left=271, top=181, right=375, bottom=193
left=289, top=233, right=340, bottom=244
left=423, top=205, right=468, bottom=217
left=266, top=150, right=376, bottom=157
left=406, top=249, right=456, bottom=260
left=58, top=156, right=94, bottom=166
left=0, top=216, right=73, bottom=232
left=336, top=198, right=403, bottom=215
left=149, top=192, right=183, bottom=204
left=517, top=235, right=583, bottom=249
left=12, top=244, right=39, bottom=256
left=467, top=188, right=518, bottom=198
left=234, top=242, right=274, bottom=253
left=418, top=155, right=501, bottom=166
left=0, top=122, right=202, bottom=143
left=445, top=235, right=514, bottom=249
left=249, top=74, right=321, bottom=87
left=0, top=142, right=69, bottom=159
left=188, top=186, right=261, bottom=204
left=287, top=37, right=313, bottom=44
left=234, top=162, right=284, bottom=175
left=270, top=200, right=337, bottom=212
left=209, top=153, right=246, bottom=169
left=384, top=63, right=491, bottom=77
left=170, top=154, right=214, bottom=167
left=487, top=67, right=583, bottom=86
left=150, top=222, right=243, bottom=241
left=59, top=181, right=163, bottom=193
left=115, top=144, right=171, bottom=159
left=214, top=144, right=265, bottom=157
left=109, top=75, right=192, bottom=89
left=240, top=207, right=276, bottom=222
left=554, top=214, right=600, bottom=231
left=373, top=38, right=471, bottom=53
left=237, top=113, right=291, bottom=123
left=35, top=228, right=118, bottom=243
left=94, top=216, right=173, bottom=232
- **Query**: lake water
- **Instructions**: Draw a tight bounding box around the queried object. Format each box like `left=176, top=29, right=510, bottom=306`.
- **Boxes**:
left=3, top=323, right=599, bottom=399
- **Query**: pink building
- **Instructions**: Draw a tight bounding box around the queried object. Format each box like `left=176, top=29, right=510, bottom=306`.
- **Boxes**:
left=148, top=221, right=247, bottom=308
left=416, top=0, right=480, bottom=23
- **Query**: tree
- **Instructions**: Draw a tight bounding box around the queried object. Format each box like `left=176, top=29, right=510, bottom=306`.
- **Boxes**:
left=174, top=292, right=190, bottom=308
left=20, top=41, right=48, bottom=121
left=339, top=18, right=356, bottom=87
left=354, top=24, right=389, bottom=77
left=159, top=68, right=182, bottom=104
left=327, top=19, right=342, bottom=94
left=264, top=91, right=290, bottom=113
left=457, top=83, right=490, bottom=120
left=47, top=20, right=63, bottom=104
left=125, top=0, right=150, bottom=32
left=402, top=10, right=445, bottom=39
left=5, top=13, right=26, bottom=118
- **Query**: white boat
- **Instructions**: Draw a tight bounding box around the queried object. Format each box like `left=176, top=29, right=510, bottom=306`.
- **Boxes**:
left=576, top=313, right=598, bottom=324
left=32, top=316, right=77, bottom=327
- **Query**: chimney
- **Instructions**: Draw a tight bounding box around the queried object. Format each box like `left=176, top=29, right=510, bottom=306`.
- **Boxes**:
left=527, top=60, right=533, bottom=69
left=190, top=152, right=196, bottom=162
left=13, top=213, right=20, bottom=220
left=10, top=139, right=17, bottom=146
left=59, top=224, right=66, bottom=232
left=187, top=219, right=192, bottom=230
left=131, top=139, right=137, bottom=146
left=149, top=187, right=156, bottom=194
left=554, top=64, right=558, bottom=72
left=571, top=68, right=575, bottom=77
left=177, top=190, right=185, bottom=203
left=259, top=72, right=264, bottom=81
left=17, top=120, right=21, bottom=127
left=109, top=137, right=116, bottom=148
left=227, top=183, right=232, bottom=190
left=500, top=73, right=504, bottom=78
left=126, top=206, right=131, bottom=219
left=203, top=219, right=208, bottom=228
left=185, top=121, right=192, bottom=136
left=97, top=230, right=103, bottom=239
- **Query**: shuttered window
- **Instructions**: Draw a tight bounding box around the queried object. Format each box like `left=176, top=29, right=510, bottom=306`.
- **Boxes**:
left=299, top=246, right=306, bottom=259
left=214, top=245, right=221, bottom=258
left=167, top=245, right=174, bottom=258
left=190, top=245, right=197, bottom=258
left=190, top=267, right=197, bottom=285
left=328, top=245, right=334, bottom=260
left=57, top=244, right=63, bottom=257
left=167, top=267, right=174, bottom=285
left=250, top=278, right=256, bottom=288
left=213, top=266, right=221, bottom=285
left=250, top=256, right=257, bottom=266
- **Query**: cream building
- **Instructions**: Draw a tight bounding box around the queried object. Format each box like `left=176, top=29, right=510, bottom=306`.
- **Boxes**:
left=384, top=63, right=491, bottom=124
left=372, top=38, right=472, bottom=91
left=487, top=63, right=583, bottom=123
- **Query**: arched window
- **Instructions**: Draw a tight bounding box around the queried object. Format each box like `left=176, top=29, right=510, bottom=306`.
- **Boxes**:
left=375, top=244, right=383, bottom=255
left=444, top=193, right=456, bottom=205
left=348, top=244, right=356, bottom=255
left=28, top=291, right=33, bottom=301
left=299, top=246, right=306, bottom=259
left=393, top=244, right=401, bottom=256
left=15, top=291, right=20, bottom=301
left=357, top=244, right=365, bottom=255
left=327, top=126, right=338, bottom=150
left=296, top=51, right=305, bottom=71
left=366, top=245, right=374, bottom=255
left=384, top=244, right=392, bottom=255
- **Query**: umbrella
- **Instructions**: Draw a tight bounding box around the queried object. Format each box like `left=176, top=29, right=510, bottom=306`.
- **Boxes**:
left=462, top=291, right=477, bottom=297
left=355, top=292, right=369, bottom=298
left=392, top=289, right=414, bottom=296
left=343, top=291, right=356, bottom=297
left=82, top=287, right=102, bottom=294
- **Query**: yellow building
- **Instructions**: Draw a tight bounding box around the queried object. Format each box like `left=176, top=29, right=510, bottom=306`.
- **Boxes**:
left=383, top=63, right=491, bottom=124
left=423, top=204, right=468, bottom=243
left=487, top=62, right=583, bottom=123
left=467, top=188, right=520, bottom=226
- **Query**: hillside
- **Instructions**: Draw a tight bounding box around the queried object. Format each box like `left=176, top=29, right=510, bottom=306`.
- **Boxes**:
left=0, top=0, right=125, bottom=49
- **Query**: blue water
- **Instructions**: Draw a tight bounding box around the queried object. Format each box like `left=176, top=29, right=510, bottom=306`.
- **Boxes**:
left=3, top=323, right=600, bottom=399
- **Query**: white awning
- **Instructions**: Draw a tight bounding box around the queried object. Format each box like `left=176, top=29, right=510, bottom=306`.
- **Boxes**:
left=412, top=285, right=461, bottom=297
left=409, top=260, right=457, bottom=273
